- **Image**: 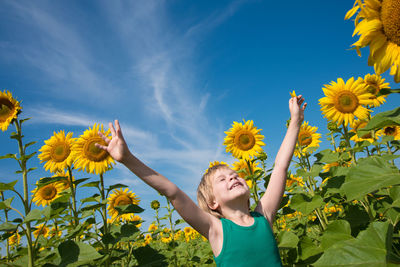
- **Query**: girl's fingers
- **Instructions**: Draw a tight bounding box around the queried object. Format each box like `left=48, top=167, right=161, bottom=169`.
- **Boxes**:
left=109, top=122, right=116, bottom=137
left=302, top=102, right=308, bottom=110
left=98, top=131, right=111, bottom=144
left=94, top=143, right=108, bottom=151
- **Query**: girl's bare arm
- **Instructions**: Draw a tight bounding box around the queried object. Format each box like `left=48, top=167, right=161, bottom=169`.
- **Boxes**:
left=255, top=96, right=306, bottom=226
left=96, top=120, right=217, bottom=238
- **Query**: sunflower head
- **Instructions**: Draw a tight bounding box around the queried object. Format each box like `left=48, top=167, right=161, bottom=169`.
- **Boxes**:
left=232, top=159, right=261, bottom=179
left=8, top=232, right=21, bottom=248
left=360, top=74, right=389, bottom=107
left=33, top=224, right=50, bottom=239
left=52, top=170, right=74, bottom=191
left=32, top=179, right=64, bottom=207
left=38, top=131, right=75, bottom=173
left=150, top=200, right=160, bottom=210
left=378, top=125, right=400, bottom=140
left=107, top=188, right=140, bottom=221
left=350, top=118, right=380, bottom=143
left=72, top=123, right=115, bottom=175
left=223, top=120, right=265, bottom=160
left=294, top=121, right=321, bottom=157
left=205, top=161, right=229, bottom=174
left=319, top=77, right=373, bottom=126
left=0, top=90, right=21, bottom=132
left=346, top=0, right=400, bottom=82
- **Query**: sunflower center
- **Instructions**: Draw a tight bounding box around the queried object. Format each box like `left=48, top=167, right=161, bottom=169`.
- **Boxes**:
left=83, top=137, right=108, bottom=162
left=234, top=130, right=256, bottom=151
left=0, top=97, right=14, bottom=123
left=41, top=185, right=57, bottom=200
left=114, top=195, right=132, bottom=206
left=384, top=126, right=396, bottom=136
left=298, top=132, right=312, bottom=146
left=334, top=91, right=359, bottom=113
left=50, top=142, right=71, bottom=162
left=381, top=0, right=400, bottom=46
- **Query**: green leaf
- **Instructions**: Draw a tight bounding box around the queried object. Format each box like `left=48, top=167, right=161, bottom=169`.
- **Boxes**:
left=314, top=221, right=393, bottom=267
left=358, top=107, right=400, bottom=136
left=81, top=203, right=105, bottom=211
left=321, top=220, right=354, bottom=250
left=0, top=222, right=18, bottom=231
left=0, top=197, right=14, bottom=209
left=0, top=180, right=18, bottom=191
left=24, top=141, right=37, bottom=149
left=24, top=209, right=43, bottom=223
left=114, top=204, right=144, bottom=214
left=0, top=153, right=17, bottom=160
left=132, top=245, right=167, bottom=266
left=58, top=240, right=102, bottom=267
left=314, top=149, right=339, bottom=164
left=377, top=88, right=400, bottom=96
left=289, top=193, right=324, bottom=215
left=175, top=219, right=185, bottom=225
left=340, top=156, right=400, bottom=201
left=73, top=178, right=90, bottom=186
left=80, top=181, right=99, bottom=188
left=107, top=183, right=128, bottom=191
left=299, top=236, right=323, bottom=260
left=277, top=231, right=299, bottom=249
left=81, top=194, right=101, bottom=204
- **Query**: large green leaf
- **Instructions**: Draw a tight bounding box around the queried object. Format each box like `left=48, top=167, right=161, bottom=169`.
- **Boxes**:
left=340, top=156, right=400, bottom=201
left=320, top=220, right=354, bottom=250
left=132, top=245, right=167, bottom=266
left=0, top=180, right=18, bottom=191
left=24, top=209, right=43, bottom=223
left=358, top=107, right=400, bottom=135
left=114, top=203, right=144, bottom=214
left=299, top=235, right=323, bottom=260
left=289, top=193, right=324, bottom=215
left=314, top=221, right=397, bottom=267
left=0, top=197, right=14, bottom=210
left=277, top=230, right=299, bottom=249
left=58, top=240, right=102, bottom=267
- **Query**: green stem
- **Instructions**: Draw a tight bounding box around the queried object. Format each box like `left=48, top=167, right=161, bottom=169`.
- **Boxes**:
left=99, top=173, right=109, bottom=267
left=2, top=192, right=10, bottom=262
left=342, top=123, right=357, bottom=165
left=386, top=142, right=395, bottom=165
left=67, top=167, right=79, bottom=231
left=361, top=196, right=374, bottom=221
left=15, top=120, right=34, bottom=267
left=166, top=198, right=178, bottom=267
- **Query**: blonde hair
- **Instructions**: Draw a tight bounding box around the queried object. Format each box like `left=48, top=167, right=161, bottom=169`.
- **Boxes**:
left=197, top=164, right=250, bottom=219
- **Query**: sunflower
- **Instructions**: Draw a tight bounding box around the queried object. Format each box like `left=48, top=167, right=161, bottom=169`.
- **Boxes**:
left=359, top=74, right=390, bottom=107
left=32, top=179, right=64, bottom=207
left=346, top=0, right=400, bottom=82
left=205, top=161, right=229, bottom=174
left=223, top=120, right=265, bottom=160
left=0, top=90, right=21, bottom=132
left=232, top=159, right=261, bottom=179
left=33, top=224, right=50, bottom=239
left=122, top=214, right=142, bottom=227
left=8, top=232, right=20, bottom=248
left=350, top=118, right=380, bottom=143
left=378, top=125, right=400, bottom=140
left=72, top=123, right=115, bottom=175
left=319, top=77, right=374, bottom=127
left=38, top=131, right=75, bottom=173
left=107, top=188, right=140, bottom=221
left=286, top=174, right=305, bottom=188
left=294, top=121, right=321, bottom=157
left=148, top=223, right=158, bottom=232
left=52, top=170, right=74, bottom=191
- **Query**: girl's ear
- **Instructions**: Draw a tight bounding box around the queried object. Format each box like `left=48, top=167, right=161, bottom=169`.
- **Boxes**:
left=208, top=199, right=219, bottom=211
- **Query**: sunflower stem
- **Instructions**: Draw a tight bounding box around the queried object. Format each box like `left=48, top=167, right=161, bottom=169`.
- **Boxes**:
left=342, top=123, right=357, bottom=165
left=2, top=192, right=11, bottom=262
left=386, top=142, right=396, bottom=165
left=99, top=173, right=110, bottom=267
left=14, top=120, right=34, bottom=267
left=67, top=166, right=79, bottom=234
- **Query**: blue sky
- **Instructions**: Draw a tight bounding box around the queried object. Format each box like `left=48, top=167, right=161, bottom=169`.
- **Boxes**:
left=1, top=0, right=399, bottom=230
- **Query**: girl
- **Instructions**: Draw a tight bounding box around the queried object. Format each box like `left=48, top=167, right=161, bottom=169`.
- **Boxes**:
left=95, top=95, right=306, bottom=266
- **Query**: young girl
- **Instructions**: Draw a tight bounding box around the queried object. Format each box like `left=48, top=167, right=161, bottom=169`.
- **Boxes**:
left=95, top=95, right=306, bottom=266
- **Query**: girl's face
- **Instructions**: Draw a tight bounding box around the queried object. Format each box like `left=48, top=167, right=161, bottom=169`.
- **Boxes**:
left=210, top=168, right=249, bottom=210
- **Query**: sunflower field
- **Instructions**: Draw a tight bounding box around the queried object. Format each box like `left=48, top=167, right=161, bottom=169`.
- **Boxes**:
left=1, top=1, right=400, bottom=266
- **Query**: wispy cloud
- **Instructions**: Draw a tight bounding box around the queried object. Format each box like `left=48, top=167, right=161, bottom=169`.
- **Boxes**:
left=0, top=1, right=121, bottom=105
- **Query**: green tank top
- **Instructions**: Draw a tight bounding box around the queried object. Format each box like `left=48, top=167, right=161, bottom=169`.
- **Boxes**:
left=214, top=211, right=283, bottom=267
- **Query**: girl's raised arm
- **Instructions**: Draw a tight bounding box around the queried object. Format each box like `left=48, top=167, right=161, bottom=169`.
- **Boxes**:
left=95, top=120, right=218, bottom=238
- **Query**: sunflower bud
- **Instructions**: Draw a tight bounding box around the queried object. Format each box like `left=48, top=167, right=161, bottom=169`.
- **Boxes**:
left=327, top=122, right=338, bottom=132
left=151, top=200, right=160, bottom=210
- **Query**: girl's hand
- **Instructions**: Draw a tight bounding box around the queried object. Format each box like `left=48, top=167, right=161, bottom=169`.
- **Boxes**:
left=289, top=95, right=307, bottom=124
left=95, top=120, right=130, bottom=163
